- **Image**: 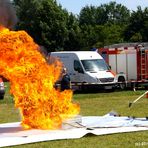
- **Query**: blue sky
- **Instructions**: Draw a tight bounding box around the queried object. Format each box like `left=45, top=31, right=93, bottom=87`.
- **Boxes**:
left=57, top=0, right=148, bottom=14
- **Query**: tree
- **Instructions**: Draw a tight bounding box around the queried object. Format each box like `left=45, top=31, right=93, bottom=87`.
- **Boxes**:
left=79, top=1, right=130, bottom=26
left=102, top=24, right=125, bottom=45
left=142, top=8, right=148, bottom=41
left=79, top=5, right=98, bottom=26
left=78, top=1, right=130, bottom=48
left=63, top=13, right=82, bottom=51
left=13, top=0, right=69, bottom=52
left=101, top=1, right=130, bottom=25
left=124, top=6, right=148, bottom=42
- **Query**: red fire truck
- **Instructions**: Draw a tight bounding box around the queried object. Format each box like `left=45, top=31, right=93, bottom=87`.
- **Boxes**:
left=98, top=43, right=148, bottom=89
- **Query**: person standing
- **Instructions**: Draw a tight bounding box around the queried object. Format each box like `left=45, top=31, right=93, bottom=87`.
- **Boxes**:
left=0, top=77, right=5, bottom=100
left=61, top=68, right=71, bottom=91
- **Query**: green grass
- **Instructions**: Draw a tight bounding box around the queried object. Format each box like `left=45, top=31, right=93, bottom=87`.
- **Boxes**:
left=1, top=83, right=148, bottom=148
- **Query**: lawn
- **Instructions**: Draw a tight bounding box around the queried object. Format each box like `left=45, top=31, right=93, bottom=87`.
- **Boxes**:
left=1, top=83, right=148, bottom=148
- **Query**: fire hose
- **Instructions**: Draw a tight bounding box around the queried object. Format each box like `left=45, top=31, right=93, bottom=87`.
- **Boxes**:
left=129, top=90, right=148, bottom=108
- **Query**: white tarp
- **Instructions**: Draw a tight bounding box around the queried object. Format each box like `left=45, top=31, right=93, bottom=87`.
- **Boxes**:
left=1, top=113, right=148, bottom=147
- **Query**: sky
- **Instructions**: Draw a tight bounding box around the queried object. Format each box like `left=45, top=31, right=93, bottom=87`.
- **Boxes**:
left=56, top=0, right=148, bottom=14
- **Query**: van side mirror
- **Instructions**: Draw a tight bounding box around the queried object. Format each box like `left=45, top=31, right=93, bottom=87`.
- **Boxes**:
left=76, top=67, right=84, bottom=74
left=74, top=60, right=84, bottom=74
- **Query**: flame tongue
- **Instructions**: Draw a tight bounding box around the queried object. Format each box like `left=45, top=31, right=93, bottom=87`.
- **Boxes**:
left=0, top=26, right=80, bottom=129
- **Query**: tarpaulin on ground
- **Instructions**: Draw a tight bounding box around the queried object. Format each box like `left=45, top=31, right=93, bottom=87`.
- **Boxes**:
left=1, top=112, right=148, bottom=147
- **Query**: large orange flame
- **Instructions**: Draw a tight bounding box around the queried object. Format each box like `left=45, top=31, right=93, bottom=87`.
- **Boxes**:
left=0, top=26, right=80, bottom=129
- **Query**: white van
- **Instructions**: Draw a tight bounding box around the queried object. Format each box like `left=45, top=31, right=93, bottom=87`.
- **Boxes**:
left=49, top=51, right=116, bottom=90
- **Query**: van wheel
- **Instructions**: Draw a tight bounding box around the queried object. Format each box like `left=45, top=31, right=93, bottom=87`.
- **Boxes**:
left=118, top=77, right=126, bottom=90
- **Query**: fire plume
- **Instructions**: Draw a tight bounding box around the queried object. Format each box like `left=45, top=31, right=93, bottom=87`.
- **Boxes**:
left=0, top=26, right=80, bottom=129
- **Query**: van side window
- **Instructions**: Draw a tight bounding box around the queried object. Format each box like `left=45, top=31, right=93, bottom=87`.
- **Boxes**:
left=74, top=60, right=84, bottom=73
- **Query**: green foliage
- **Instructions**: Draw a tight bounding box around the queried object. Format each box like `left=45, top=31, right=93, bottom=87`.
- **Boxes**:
left=130, top=32, right=142, bottom=42
left=102, top=24, right=125, bottom=45
left=124, top=7, right=148, bottom=42
left=63, top=13, right=83, bottom=51
left=13, top=0, right=148, bottom=51
left=101, top=1, right=130, bottom=25
left=79, top=1, right=130, bottom=26
left=79, top=1, right=130, bottom=48
left=14, top=0, right=69, bottom=52
left=79, top=5, right=99, bottom=26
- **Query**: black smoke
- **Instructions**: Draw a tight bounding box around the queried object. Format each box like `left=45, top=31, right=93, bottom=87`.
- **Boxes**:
left=0, top=0, right=17, bottom=29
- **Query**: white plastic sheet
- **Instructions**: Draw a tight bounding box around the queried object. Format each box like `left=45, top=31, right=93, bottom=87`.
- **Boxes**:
left=1, top=113, right=148, bottom=147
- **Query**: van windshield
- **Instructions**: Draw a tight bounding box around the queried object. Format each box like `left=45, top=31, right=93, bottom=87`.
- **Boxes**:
left=81, top=59, right=109, bottom=72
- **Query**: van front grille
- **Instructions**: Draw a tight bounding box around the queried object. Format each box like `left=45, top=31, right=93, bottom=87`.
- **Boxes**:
left=99, top=78, right=114, bottom=83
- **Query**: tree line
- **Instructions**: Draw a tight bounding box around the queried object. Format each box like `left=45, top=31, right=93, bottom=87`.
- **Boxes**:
left=13, top=0, right=148, bottom=52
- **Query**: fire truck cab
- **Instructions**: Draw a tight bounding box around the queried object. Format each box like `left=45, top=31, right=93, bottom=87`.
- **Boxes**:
left=98, top=43, right=148, bottom=89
